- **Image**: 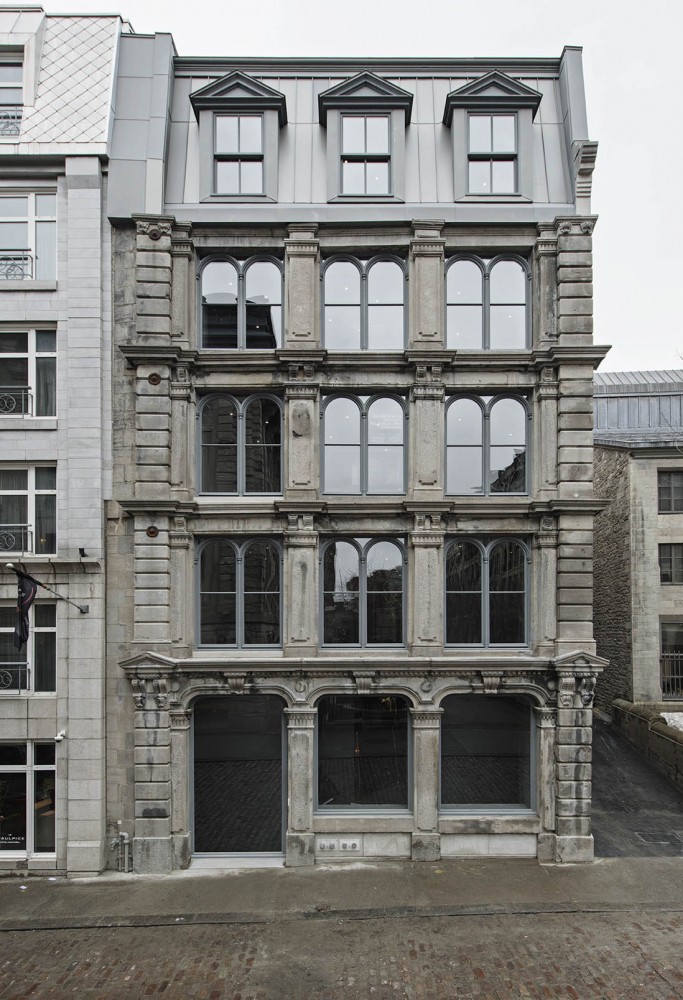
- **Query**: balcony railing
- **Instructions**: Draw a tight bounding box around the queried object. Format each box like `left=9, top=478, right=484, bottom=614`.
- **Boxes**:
left=0, top=251, right=33, bottom=280
left=0, top=524, right=32, bottom=554
left=0, top=106, right=22, bottom=136
left=661, top=653, right=683, bottom=700
left=0, top=662, right=29, bottom=694
left=0, top=386, right=32, bottom=415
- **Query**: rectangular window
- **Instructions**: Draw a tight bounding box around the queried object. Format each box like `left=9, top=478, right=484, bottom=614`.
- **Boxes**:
left=0, top=466, right=56, bottom=555
left=468, top=114, right=517, bottom=195
left=659, top=543, right=683, bottom=584
left=214, top=115, right=264, bottom=195
left=0, top=603, right=56, bottom=693
left=658, top=471, right=683, bottom=513
left=0, top=329, right=56, bottom=416
left=661, top=622, right=683, bottom=699
left=0, top=192, right=57, bottom=280
left=341, top=115, right=390, bottom=195
left=0, top=742, right=55, bottom=854
left=0, top=59, right=22, bottom=136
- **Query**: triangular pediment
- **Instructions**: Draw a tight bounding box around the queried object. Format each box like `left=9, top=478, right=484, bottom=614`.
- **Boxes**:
left=443, top=70, right=541, bottom=125
left=554, top=650, right=609, bottom=670
left=190, top=71, right=287, bottom=125
left=119, top=651, right=178, bottom=672
left=318, top=72, right=413, bottom=125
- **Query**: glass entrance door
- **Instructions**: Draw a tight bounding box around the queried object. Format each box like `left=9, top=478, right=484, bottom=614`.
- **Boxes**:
left=193, top=695, right=285, bottom=853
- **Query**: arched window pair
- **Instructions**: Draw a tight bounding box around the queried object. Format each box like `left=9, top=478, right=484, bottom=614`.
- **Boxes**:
left=446, top=538, right=528, bottom=646
left=321, top=537, right=405, bottom=646
left=446, top=256, right=528, bottom=350
left=198, top=538, right=281, bottom=647
left=323, top=257, right=406, bottom=351
left=322, top=395, right=405, bottom=494
left=199, top=395, right=282, bottom=495
left=446, top=395, right=528, bottom=495
left=200, top=257, right=283, bottom=349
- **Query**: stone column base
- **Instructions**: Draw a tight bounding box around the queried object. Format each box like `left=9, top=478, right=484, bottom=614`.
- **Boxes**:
left=554, top=834, right=594, bottom=863
left=133, top=835, right=173, bottom=873
left=285, top=832, right=316, bottom=867
left=411, top=832, right=441, bottom=862
left=172, top=832, right=191, bottom=870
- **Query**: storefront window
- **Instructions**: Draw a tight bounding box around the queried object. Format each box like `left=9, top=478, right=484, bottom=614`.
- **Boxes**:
left=0, top=742, right=55, bottom=853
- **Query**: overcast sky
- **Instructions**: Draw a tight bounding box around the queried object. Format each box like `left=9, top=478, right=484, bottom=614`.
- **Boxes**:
left=24, top=0, right=683, bottom=373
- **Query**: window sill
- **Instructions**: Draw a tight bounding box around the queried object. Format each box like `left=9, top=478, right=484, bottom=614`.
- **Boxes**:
left=201, top=194, right=277, bottom=203
left=328, top=194, right=405, bottom=204
left=456, top=194, right=531, bottom=203
left=0, top=280, right=57, bottom=292
left=0, top=417, right=57, bottom=431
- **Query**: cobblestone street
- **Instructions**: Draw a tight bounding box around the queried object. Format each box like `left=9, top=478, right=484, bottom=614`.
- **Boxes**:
left=2, top=907, right=683, bottom=999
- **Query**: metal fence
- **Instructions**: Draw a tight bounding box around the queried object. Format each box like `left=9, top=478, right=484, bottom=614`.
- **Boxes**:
left=0, top=663, right=29, bottom=694
left=0, top=386, right=32, bottom=415
left=0, top=524, right=32, bottom=554
left=661, top=653, right=683, bottom=700
left=0, top=252, right=33, bottom=279
left=0, top=106, right=22, bottom=136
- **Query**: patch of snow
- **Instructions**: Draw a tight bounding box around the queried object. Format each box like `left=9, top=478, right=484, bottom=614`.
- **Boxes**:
left=662, top=712, right=683, bottom=732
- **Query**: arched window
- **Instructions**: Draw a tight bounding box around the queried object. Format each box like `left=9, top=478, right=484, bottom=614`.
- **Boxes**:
left=323, top=257, right=405, bottom=350
left=321, top=537, right=404, bottom=646
left=199, top=394, right=281, bottom=495
left=445, top=538, right=528, bottom=646
left=198, top=538, right=281, bottom=647
left=446, top=395, right=527, bottom=495
left=322, top=394, right=405, bottom=494
left=200, top=257, right=282, bottom=349
left=445, top=256, right=528, bottom=350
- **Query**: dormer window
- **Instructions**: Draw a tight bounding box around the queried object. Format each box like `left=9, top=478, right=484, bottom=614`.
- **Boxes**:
left=468, top=114, right=517, bottom=195
left=0, top=59, right=22, bottom=137
left=214, top=115, right=264, bottom=195
left=341, top=115, right=390, bottom=195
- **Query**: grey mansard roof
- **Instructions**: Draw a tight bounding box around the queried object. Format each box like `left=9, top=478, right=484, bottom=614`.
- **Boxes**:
left=594, top=370, right=683, bottom=448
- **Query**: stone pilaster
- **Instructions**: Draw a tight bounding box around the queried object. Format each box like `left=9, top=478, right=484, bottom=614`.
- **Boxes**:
left=170, top=363, right=194, bottom=502
left=133, top=516, right=171, bottom=646
left=134, top=216, right=174, bottom=340
left=409, top=513, right=444, bottom=653
left=131, top=681, right=172, bottom=873
left=409, top=220, right=445, bottom=348
left=285, top=382, right=319, bottom=502
left=534, top=706, right=557, bottom=861
left=283, top=515, right=318, bottom=656
left=556, top=512, right=595, bottom=651
left=555, top=216, right=596, bottom=349
left=533, top=515, right=557, bottom=657
left=534, top=367, right=558, bottom=498
left=410, top=380, right=445, bottom=499
left=410, top=708, right=443, bottom=861
left=552, top=670, right=597, bottom=862
left=534, top=223, right=558, bottom=345
left=170, top=709, right=192, bottom=869
left=284, top=224, right=319, bottom=347
left=169, top=516, right=192, bottom=652
left=170, top=222, right=193, bottom=346
left=134, top=364, right=172, bottom=501
left=285, top=708, right=317, bottom=866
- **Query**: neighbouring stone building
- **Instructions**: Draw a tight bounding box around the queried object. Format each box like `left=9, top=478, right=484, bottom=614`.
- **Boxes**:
left=0, top=8, right=127, bottom=874
left=594, top=370, right=683, bottom=709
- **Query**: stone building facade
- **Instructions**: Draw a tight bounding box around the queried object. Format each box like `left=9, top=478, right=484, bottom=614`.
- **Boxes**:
left=105, top=40, right=608, bottom=872
left=594, top=370, right=683, bottom=709
left=0, top=8, right=125, bottom=874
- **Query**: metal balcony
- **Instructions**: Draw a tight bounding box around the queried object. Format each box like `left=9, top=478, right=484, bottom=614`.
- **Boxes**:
left=0, top=251, right=33, bottom=279
left=661, top=652, right=683, bottom=700
left=0, top=386, right=32, bottom=415
left=0, top=662, right=29, bottom=694
left=0, top=524, right=32, bottom=554
left=0, top=106, right=22, bottom=136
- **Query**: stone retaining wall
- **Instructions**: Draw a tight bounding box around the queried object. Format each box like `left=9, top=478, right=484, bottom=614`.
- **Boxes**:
left=612, top=699, right=683, bottom=793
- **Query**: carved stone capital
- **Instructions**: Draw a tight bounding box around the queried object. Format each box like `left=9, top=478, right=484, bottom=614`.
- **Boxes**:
left=285, top=708, right=317, bottom=729
left=412, top=384, right=444, bottom=401
left=170, top=709, right=192, bottom=731
left=533, top=706, right=556, bottom=728
left=353, top=670, right=379, bottom=694
left=410, top=708, right=444, bottom=727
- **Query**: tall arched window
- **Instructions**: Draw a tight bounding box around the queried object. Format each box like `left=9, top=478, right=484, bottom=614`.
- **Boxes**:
left=446, top=256, right=528, bottom=350
left=200, top=257, right=282, bottom=349
left=446, top=395, right=527, bottom=495
left=323, top=394, right=405, bottom=494
left=323, top=257, right=405, bottom=350
left=198, top=538, right=281, bottom=647
left=445, top=538, right=528, bottom=646
left=321, top=537, right=404, bottom=646
left=199, top=394, right=282, bottom=494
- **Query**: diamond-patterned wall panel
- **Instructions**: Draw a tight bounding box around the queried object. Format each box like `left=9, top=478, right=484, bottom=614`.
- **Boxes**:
left=20, top=16, right=119, bottom=144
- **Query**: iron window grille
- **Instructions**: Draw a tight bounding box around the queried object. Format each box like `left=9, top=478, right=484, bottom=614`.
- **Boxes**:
left=199, top=256, right=283, bottom=349
left=445, top=394, right=529, bottom=495
left=322, top=394, right=406, bottom=495
left=322, top=256, right=406, bottom=351
left=661, top=622, right=683, bottom=700
left=445, top=254, right=530, bottom=350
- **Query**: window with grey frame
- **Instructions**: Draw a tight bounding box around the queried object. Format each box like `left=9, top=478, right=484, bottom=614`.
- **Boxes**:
left=0, top=603, right=56, bottom=694
left=0, top=59, right=22, bottom=136
left=659, top=543, right=683, bottom=584
left=323, top=256, right=406, bottom=351
left=445, top=538, right=528, bottom=646
left=200, top=257, right=283, bottom=349
left=0, top=193, right=56, bottom=281
left=199, top=394, right=282, bottom=495
left=467, top=113, right=517, bottom=195
left=0, top=466, right=56, bottom=555
left=322, top=394, right=405, bottom=495
left=445, top=255, right=529, bottom=350
left=340, top=115, right=391, bottom=195
left=658, top=471, right=683, bottom=513
left=321, top=537, right=405, bottom=647
left=214, top=115, right=264, bottom=195
left=446, top=394, right=528, bottom=496
left=0, top=330, right=56, bottom=417
left=198, top=538, right=281, bottom=647
left=0, top=743, right=56, bottom=855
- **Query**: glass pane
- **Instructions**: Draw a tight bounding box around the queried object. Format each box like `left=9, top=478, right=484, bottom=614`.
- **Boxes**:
left=34, top=630, right=56, bottom=692
left=490, top=592, right=525, bottom=643
left=323, top=542, right=359, bottom=644
left=0, top=744, right=27, bottom=764
left=239, top=116, right=262, bottom=153
left=0, top=606, right=13, bottom=627
left=35, top=494, right=56, bottom=554
left=35, top=467, right=55, bottom=490
left=367, top=446, right=403, bottom=493
left=34, top=605, right=55, bottom=627
left=35, top=222, right=56, bottom=280
left=366, top=117, right=389, bottom=154
left=202, top=397, right=237, bottom=446
left=489, top=542, right=525, bottom=643
left=245, top=261, right=281, bottom=306
left=447, top=447, right=483, bottom=494
left=0, top=66, right=22, bottom=83
left=0, top=221, right=27, bottom=248
left=203, top=260, right=238, bottom=302
left=325, top=305, right=361, bottom=350
left=492, top=115, right=516, bottom=152
left=317, top=696, right=408, bottom=807
left=215, top=160, right=239, bottom=193
left=447, top=260, right=482, bottom=305
left=35, top=194, right=56, bottom=217
left=662, top=623, right=683, bottom=653
left=215, top=115, right=238, bottom=153
left=244, top=592, right=279, bottom=644
left=324, top=397, right=361, bottom=444
left=446, top=592, right=482, bottom=644
left=490, top=398, right=526, bottom=492
left=0, top=772, right=26, bottom=850
left=469, top=116, right=491, bottom=153
left=490, top=446, right=526, bottom=493
left=244, top=445, right=280, bottom=493
left=366, top=161, right=389, bottom=195
left=35, top=357, right=56, bottom=416
left=202, top=445, right=237, bottom=493
left=342, top=160, right=365, bottom=194
left=446, top=541, right=481, bottom=591
left=0, top=87, right=21, bottom=104
left=367, top=540, right=402, bottom=584
left=200, top=593, right=235, bottom=645
left=0, top=468, right=27, bottom=489
left=447, top=398, right=483, bottom=445
left=447, top=305, right=482, bottom=349
left=201, top=541, right=236, bottom=592
left=36, top=331, right=56, bottom=353
left=368, top=261, right=403, bottom=304
left=492, top=160, right=516, bottom=193
left=490, top=261, right=526, bottom=304
left=367, top=304, right=403, bottom=350
left=246, top=262, right=281, bottom=349
left=441, top=695, right=530, bottom=806
left=342, top=117, right=365, bottom=154
left=34, top=771, right=55, bottom=852
left=1, top=358, right=27, bottom=390
left=324, top=445, right=360, bottom=494
left=490, top=397, right=526, bottom=444
left=490, top=305, right=526, bottom=349
left=368, top=398, right=403, bottom=444
left=468, top=160, right=490, bottom=194
left=325, top=262, right=360, bottom=304
left=245, top=397, right=280, bottom=445
left=367, top=592, right=402, bottom=643
left=35, top=744, right=55, bottom=765
left=0, top=198, right=27, bottom=217
left=244, top=540, right=280, bottom=593
left=202, top=260, right=238, bottom=347
left=0, top=332, right=27, bottom=352
left=240, top=160, right=263, bottom=194
left=489, top=541, right=525, bottom=592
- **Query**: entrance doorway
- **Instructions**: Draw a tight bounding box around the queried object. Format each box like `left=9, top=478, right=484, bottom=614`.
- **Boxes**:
left=193, top=695, right=285, bottom=854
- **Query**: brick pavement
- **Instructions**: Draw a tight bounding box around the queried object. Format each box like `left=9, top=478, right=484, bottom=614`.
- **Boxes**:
left=2, top=909, right=683, bottom=999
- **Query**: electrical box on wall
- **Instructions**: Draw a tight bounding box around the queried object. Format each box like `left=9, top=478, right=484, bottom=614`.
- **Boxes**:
left=316, top=836, right=362, bottom=856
